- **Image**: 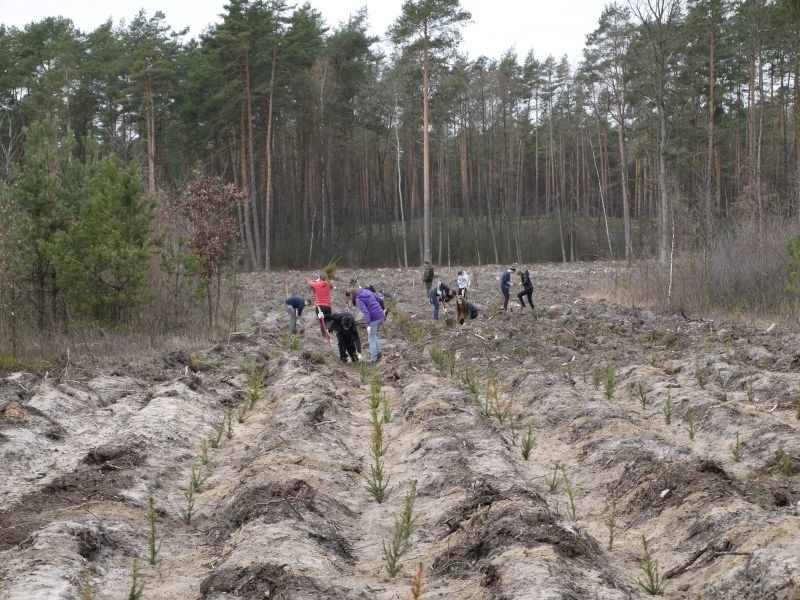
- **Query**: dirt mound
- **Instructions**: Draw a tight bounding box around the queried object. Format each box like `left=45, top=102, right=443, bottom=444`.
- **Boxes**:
left=1, top=262, right=799, bottom=599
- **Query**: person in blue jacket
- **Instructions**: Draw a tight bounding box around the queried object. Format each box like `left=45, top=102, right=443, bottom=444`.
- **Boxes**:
left=284, top=296, right=307, bottom=333
left=500, top=264, right=516, bottom=312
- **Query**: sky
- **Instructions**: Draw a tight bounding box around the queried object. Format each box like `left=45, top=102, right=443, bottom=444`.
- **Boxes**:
left=0, top=0, right=611, bottom=65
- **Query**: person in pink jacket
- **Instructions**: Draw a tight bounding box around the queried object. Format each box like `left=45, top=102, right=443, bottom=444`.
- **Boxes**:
left=347, top=288, right=384, bottom=363
left=308, top=275, right=334, bottom=337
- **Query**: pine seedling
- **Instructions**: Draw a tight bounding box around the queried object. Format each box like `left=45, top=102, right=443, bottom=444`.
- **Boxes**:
left=746, top=381, right=755, bottom=403
left=369, top=376, right=382, bottom=407
left=189, top=461, right=208, bottom=493
left=179, top=461, right=206, bottom=525
left=237, top=403, right=247, bottom=424
left=636, top=536, right=665, bottom=595
left=490, top=390, right=513, bottom=425
left=210, top=416, right=226, bottom=449
left=430, top=343, right=445, bottom=370
left=246, top=384, right=261, bottom=411
left=547, top=462, right=562, bottom=494
left=80, top=570, right=95, bottom=600
left=715, top=370, right=726, bottom=389
left=685, top=408, right=696, bottom=440
left=603, top=364, right=617, bottom=401
left=730, top=431, right=744, bottom=462
left=127, top=559, right=144, bottom=600
left=243, top=360, right=266, bottom=410
left=358, top=360, right=372, bottom=384
left=366, top=456, right=389, bottom=503
left=225, top=410, right=233, bottom=440
left=370, top=413, right=388, bottom=458
left=795, top=394, right=800, bottom=420
left=460, top=364, right=480, bottom=403
left=481, top=395, right=493, bottom=419
left=366, top=413, right=389, bottom=503
left=147, top=496, right=160, bottom=565
left=663, top=393, right=673, bottom=425
left=381, top=394, right=393, bottom=424
left=508, top=419, right=518, bottom=446
left=411, top=561, right=424, bottom=599
left=592, top=367, right=601, bottom=390
left=606, top=501, right=617, bottom=551
left=561, top=468, right=578, bottom=520
left=777, top=447, right=794, bottom=476
left=520, top=424, right=535, bottom=461
left=637, top=382, right=648, bottom=409
left=200, top=439, right=211, bottom=466
left=288, top=333, right=301, bottom=350
left=383, top=481, right=417, bottom=577
left=696, top=367, right=708, bottom=388
left=180, top=483, right=196, bottom=525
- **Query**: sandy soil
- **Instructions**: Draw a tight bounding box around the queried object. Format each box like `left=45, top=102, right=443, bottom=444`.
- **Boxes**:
left=1, top=262, right=799, bottom=599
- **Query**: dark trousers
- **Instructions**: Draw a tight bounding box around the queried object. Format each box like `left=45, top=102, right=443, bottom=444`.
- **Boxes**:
left=501, top=288, right=510, bottom=311
left=518, top=288, right=534, bottom=308
left=337, top=329, right=361, bottom=361
left=316, top=305, right=332, bottom=337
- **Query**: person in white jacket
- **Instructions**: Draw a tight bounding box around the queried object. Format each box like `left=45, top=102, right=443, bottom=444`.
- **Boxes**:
left=457, top=270, right=471, bottom=299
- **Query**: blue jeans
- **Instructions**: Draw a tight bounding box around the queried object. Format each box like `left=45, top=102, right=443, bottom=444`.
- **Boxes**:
left=367, top=317, right=383, bottom=361
left=501, top=287, right=510, bottom=311
left=284, top=302, right=298, bottom=332
left=429, top=288, right=441, bottom=320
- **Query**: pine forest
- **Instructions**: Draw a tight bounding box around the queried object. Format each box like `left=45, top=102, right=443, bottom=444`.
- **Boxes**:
left=2, top=0, right=800, bottom=337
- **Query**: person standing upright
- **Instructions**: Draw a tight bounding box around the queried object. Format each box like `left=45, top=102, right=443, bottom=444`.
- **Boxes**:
left=517, top=268, right=535, bottom=316
left=457, top=269, right=471, bottom=298
left=348, top=288, right=385, bottom=363
left=500, top=264, right=516, bottom=312
left=308, top=274, right=334, bottom=337
left=422, top=260, right=434, bottom=293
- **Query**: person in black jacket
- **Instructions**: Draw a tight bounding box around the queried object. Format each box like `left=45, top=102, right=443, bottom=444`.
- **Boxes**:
left=326, top=312, right=362, bottom=362
left=517, top=268, right=535, bottom=315
left=428, top=281, right=453, bottom=321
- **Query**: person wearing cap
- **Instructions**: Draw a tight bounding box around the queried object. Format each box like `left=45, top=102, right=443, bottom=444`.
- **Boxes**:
left=308, top=274, right=334, bottom=337
left=500, top=265, right=516, bottom=312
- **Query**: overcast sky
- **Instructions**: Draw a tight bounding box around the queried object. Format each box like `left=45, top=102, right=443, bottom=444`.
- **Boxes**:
left=1, top=0, right=611, bottom=65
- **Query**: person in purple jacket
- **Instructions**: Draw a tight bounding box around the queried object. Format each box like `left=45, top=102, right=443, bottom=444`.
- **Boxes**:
left=347, top=287, right=385, bottom=363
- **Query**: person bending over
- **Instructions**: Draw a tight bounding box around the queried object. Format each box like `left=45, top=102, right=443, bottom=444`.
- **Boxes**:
left=283, top=296, right=307, bottom=334
left=327, top=312, right=361, bottom=363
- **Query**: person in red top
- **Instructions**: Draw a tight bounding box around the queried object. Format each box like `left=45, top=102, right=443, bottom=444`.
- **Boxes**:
left=308, top=274, right=334, bottom=337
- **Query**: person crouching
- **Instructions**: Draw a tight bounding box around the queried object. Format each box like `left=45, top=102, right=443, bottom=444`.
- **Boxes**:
left=456, top=296, right=480, bottom=325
